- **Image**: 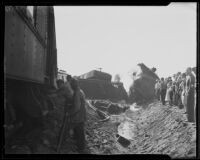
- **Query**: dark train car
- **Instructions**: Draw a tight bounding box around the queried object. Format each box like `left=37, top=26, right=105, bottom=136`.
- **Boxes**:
left=77, top=78, right=128, bottom=102
left=5, top=6, right=57, bottom=84
left=4, top=6, right=57, bottom=151
left=79, top=70, right=112, bottom=82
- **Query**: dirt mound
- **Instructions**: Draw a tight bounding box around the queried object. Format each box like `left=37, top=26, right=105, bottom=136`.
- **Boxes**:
left=128, top=63, right=159, bottom=104
left=5, top=97, right=196, bottom=158
left=85, top=100, right=196, bottom=158
left=123, top=101, right=196, bottom=158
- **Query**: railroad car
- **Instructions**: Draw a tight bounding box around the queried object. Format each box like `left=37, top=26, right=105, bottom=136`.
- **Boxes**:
left=4, top=6, right=57, bottom=148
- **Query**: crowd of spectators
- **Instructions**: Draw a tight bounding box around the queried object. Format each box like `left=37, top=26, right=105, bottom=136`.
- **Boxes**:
left=154, top=67, right=196, bottom=123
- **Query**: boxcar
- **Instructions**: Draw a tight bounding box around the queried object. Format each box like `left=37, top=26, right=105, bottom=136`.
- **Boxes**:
left=5, top=6, right=57, bottom=84
left=4, top=6, right=57, bottom=150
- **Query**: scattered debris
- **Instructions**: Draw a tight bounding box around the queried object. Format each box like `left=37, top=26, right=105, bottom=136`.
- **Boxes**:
left=117, top=136, right=131, bottom=148
left=85, top=100, right=196, bottom=158
left=5, top=98, right=196, bottom=158
left=86, top=100, right=110, bottom=122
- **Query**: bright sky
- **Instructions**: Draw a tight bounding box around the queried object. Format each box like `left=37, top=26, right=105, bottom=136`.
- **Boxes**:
left=54, top=3, right=196, bottom=91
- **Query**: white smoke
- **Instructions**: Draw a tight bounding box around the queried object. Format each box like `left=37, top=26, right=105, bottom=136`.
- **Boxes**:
left=121, top=65, right=142, bottom=92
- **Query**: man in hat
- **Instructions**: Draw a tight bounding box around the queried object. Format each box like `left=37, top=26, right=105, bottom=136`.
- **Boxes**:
left=185, top=67, right=196, bottom=122
left=160, top=77, right=167, bottom=105
left=69, top=78, right=87, bottom=153
left=56, top=79, right=74, bottom=113
left=154, top=79, right=161, bottom=101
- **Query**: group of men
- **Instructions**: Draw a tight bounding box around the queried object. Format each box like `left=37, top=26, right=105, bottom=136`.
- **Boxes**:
left=154, top=67, right=196, bottom=123
left=54, top=67, right=196, bottom=153
left=56, top=75, right=87, bottom=153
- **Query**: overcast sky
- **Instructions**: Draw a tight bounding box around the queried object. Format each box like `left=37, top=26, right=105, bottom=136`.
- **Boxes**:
left=54, top=3, right=196, bottom=91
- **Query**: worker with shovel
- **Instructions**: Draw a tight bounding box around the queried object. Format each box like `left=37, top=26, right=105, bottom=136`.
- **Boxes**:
left=56, top=79, right=74, bottom=152
left=56, top=78, right=87, bottom=153
left=69, top=78, right=87, bottom=153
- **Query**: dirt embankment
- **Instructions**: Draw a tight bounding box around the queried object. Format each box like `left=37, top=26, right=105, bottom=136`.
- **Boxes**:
left=5, top=97, right=196, bottom=158
left=85, top=100, right=196, bottom=158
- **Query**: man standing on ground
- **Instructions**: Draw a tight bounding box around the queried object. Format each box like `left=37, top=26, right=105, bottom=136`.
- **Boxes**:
left=56, top=79, right=74, bottom=147
left=180, top=73, right=187, bottom=111
left=56, top=79, right=74, bottom=113
left=69, top=78, right=87, bottom=153
left=160, top=78, right=167, bottom=105
left=185, top=67, right=195, bottom=122
left=155, top=79, right=161, bottom=101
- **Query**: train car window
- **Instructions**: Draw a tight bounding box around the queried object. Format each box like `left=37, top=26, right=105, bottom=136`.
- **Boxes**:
left=27, top=6, right=34, bottom=17
left=26, top=6, right=34, bottom=24
left=25, top=6, right=37, bottom=27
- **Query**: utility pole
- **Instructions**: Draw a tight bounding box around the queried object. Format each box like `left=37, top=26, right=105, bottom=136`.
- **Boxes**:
left=97, top=68, right=102, bottom=72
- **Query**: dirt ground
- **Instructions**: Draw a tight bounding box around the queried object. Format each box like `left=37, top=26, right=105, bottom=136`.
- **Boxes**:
left=5, top=98, right=196, bottom=158
left=84, top=100, right=196, bottom=158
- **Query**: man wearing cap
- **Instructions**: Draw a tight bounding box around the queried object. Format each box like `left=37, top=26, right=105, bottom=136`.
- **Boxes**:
left=56, top=79, right=74, bottom=113
left=69, top=78, right=87, bottom=153
left=154, top=79, right=161, bottom=101
left=160, top=78, right=167, bottom=105
left=185, top=67, right=195, bottom=122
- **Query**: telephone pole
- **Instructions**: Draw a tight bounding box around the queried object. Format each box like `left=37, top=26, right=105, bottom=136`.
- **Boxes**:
left=97, top=68, right=102, bottom=72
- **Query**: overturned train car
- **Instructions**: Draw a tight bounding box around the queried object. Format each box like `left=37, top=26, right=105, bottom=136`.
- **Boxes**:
left=4, top=6, right=57, bottom=151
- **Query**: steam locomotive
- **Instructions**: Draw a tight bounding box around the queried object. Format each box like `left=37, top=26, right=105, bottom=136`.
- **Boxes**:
left=4, top=6, right=57, bottom=149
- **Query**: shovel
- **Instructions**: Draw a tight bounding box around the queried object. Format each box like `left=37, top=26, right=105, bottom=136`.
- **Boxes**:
left=56, top=112, right=71, bottom=153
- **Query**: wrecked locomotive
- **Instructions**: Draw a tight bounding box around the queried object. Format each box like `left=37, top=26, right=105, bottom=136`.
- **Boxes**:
left=4, top=6, right=57, bottom=149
